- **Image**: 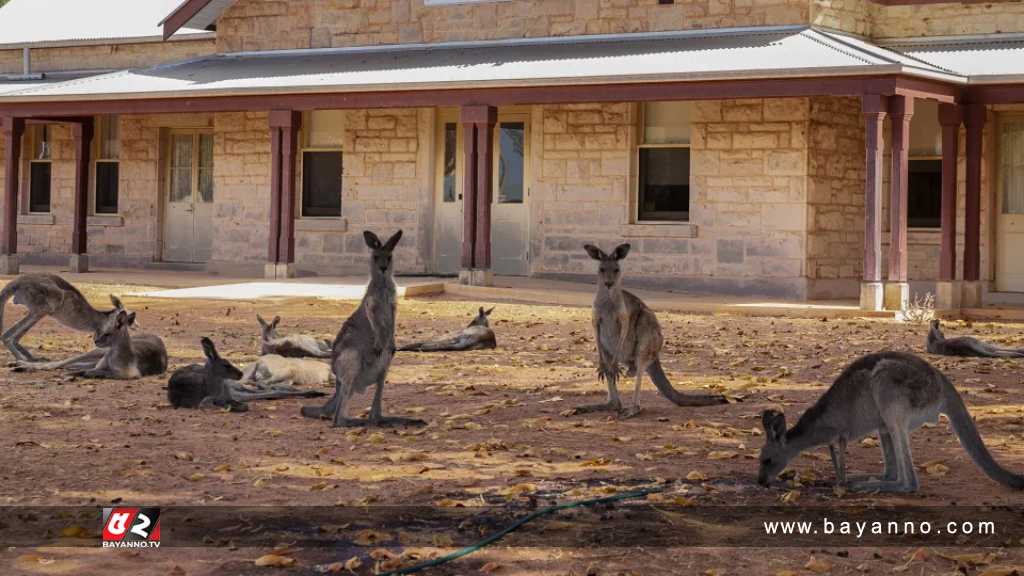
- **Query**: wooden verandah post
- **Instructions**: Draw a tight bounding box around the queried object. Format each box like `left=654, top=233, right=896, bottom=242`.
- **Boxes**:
left=267, top=110, right=301, bottom=279
left=70, top=117, right=94, bottom=273
left=459, top=105, right=496, bottom=286
left=860, top=94, right=888, bottom=311
left=936, top=103, right=962, bottom=309
left=0, top=115, right=24, bottom=275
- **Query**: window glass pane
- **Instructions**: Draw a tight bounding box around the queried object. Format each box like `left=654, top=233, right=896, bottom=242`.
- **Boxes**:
left=100, top=115, right=120, bottom=159
left=1002, top=120, right=1024, bottom=215
left=497, top=122, right=524, bottom=204
left=29, top=162, right=51, bottom=213
left=302, top=151, right=342, bottom=217
left=308, top=110, right=344, bottom=148
left=95, top=161, right=119, bottom=214
left=907, top=158, right=942, bottom=228
left=443, top=123, right=457, bottom=203
left=170, top=135, right=193, bottom=203
left=33, top=125, right=50, bottom=160
left=644, top=101, right=692, bottom=145
left=909, top=100, right=941, bottom=157
left=199, top=134, right=214, bottom=203
left=639, top=147, right=689, bottom=221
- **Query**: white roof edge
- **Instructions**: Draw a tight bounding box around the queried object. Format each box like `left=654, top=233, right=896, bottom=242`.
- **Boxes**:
left=877, top=31, right=1024, bottom=47
left=0, top=31, right=216, bottom=50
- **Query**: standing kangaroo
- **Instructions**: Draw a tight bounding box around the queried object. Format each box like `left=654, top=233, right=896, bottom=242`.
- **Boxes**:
left=0, top=274, right=126, bottom=361
left=575, top=243, right=726, bottom=418
left=301, top=230, right=424, bottom=428
left=758, top=351, right=1024, bottom=492
left=398, top=306, right=497, bottom=352
left=256, top=314, right=333, bottom=358
left=927, top=319, right=1024, bottom=358
left=13, top=310, right=166, bottom=379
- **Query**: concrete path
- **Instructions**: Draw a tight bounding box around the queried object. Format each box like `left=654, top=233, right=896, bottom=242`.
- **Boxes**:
left=139, top=280, right=443, bottom=300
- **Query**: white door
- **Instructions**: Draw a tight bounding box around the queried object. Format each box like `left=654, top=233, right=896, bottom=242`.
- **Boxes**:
left=163, top=132, right=214, bottom=263
left=997, top=118, right=1024, bottom=292
left=434, top=116, right=462, bottom=275
left=491, top=115, right=529, bottom=276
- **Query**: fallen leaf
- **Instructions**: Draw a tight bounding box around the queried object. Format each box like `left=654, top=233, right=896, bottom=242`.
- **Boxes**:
left=804, top=555, right=832, bottom=574
left=686, top=470, right=708, bottom=481
left=481, top=562, right=502, bottom=574
left=254, top=553, right=295, bottom=567
left=353, top=529, right=391, bottom=546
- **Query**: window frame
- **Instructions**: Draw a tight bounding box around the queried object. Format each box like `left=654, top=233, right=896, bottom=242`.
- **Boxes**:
left=297, top=110, right=344, bottom=219
left=635, top=102, right=692, bottom=223
left=92, top=115, right=120, bottom=215
left=26, top=125, right=52, bottom=215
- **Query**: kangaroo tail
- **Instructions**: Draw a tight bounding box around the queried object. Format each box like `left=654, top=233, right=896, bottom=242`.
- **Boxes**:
left=398, top=339, right=457, bottom=352
left=0, top=277, right=21, bottom=335
left=647, top=360, right=727, bottom=407
left=942, top=376, right=1024, bottom=489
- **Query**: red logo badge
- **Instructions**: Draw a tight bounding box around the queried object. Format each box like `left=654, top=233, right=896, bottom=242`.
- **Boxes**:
left=101, top=507, right=161, bottom=548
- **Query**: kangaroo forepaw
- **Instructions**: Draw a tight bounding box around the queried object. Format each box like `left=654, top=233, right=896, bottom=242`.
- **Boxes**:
left=570, top=400, right=623, bottom=415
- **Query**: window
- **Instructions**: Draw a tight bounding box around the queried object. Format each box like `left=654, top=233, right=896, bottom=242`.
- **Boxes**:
left=94, top=115, right=120, bottom=214
left=907, top=101, right=941, bottom=229
left=497, top=122, right=525, bottom=204
left=638, top=101, right=692, bottom=222
left=300, top=110, right=343, bottom=218
left=28, top=125, right=51, bottom=213
left=442, top=122, right=457, bottom=203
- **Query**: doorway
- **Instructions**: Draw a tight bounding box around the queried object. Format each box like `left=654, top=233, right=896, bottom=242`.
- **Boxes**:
left=163, top=131, right=214, bottom=263
left=997, top=117, right=1024, bottom=292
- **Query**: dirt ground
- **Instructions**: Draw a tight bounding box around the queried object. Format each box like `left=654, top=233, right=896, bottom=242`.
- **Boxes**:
left=2, top=281, right=1024, bottom=575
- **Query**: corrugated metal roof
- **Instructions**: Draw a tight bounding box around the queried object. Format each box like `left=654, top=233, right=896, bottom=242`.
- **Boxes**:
left=882, top=34, right=1024, bottom=83
left=0, top=27, right=962, bottom=102
left=0, top=0, right=210, bottom=48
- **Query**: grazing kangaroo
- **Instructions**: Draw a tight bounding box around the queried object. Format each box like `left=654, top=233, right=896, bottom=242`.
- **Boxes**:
left=168, top=338, right=324, bottom=412
left=0, top=274, right=126, bottom=361
left=574, top=243, right=726, bottom=418
left=398, top=307, right=497, bottom=352
left=927, top=319, right=1024, bottom=358
left=13, top=310, right=167, bottom=379
left=302, top=230, right=424, bottom=428
left=257, top=314, right=333, bottom=358
left=758, top=351, right=1024, bottom=493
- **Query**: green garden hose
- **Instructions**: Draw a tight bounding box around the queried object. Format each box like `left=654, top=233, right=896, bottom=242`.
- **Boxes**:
left=380, top=485, right=666, bottom=575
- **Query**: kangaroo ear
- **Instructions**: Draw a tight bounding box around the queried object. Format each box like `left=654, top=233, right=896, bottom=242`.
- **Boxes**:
left=200, top=337, right=220, bottom=361
left=110, top=295, right=124, bottom=310
left=612, top=243, right=631, bottom=261
left=363, top=231, right=382, bottom=250
left=256, top=314, right=267, bottom=328
left=761, top=410, right=787, bottom=444
left=478, top=306, right=486, bottom=316
left=583, top=244, right=606, bottom=261
left=115, top=309, right=129, bottom=327
left=271, top=315, right=281, bottom=329
left=485, top=307, right=495, bottom=316
left=383, top=230, right=403, bottom=252
left=125, top=312, right=137, bottom=327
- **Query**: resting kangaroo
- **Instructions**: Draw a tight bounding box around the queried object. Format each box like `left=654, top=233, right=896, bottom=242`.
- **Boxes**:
left=13, top=310, right=166, bottom=379
left=398, top=307, right=497, bottom=352
left=168, top=338, right=324, bottom=411
left=927, top=319, right=1024, bottom=358
left=0, top=274, right=125, bottom=361
left=574, top=243, right=726, bottom=418
left=302, top=230, right=424, bottom=428
left=257, top=314, right=333, bottom=358
left=758, top=351, right=1024, bottom=493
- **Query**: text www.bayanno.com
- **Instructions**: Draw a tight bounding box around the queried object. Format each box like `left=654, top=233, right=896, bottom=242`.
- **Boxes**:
left=764, top=518, right=996, bottom=539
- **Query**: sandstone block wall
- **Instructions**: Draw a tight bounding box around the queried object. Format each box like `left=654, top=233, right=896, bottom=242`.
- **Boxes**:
left=0, top=38, right=216, bottom=75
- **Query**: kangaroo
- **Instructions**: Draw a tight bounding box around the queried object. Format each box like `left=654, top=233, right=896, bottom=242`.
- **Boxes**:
left=927, top=319, right=1024, bottom=358
left=398, top=307, right=497, bottom=352
left=758, top=351, right=1024, bottom=493
left=239, top=354, right=334, bottom=388
left=13, top=310, right=166, bottom=379
left=256, top=314, right=333, bottom=358
left=168, top=338, right=325, bottom=412
left=0, top=274, right=126, bottom=361
left=301, top=230, right=424, bottom=428
left=573, top=243, right=726, bottom=418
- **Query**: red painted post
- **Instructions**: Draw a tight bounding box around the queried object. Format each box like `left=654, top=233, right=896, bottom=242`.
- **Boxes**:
left=71, top=118, right=94, bottom=258
left=938, top=103, right=962, bottom=282
left=267, top=125, right=282, bottom=265
left=888, top=95, right=913, bottom=285
left=963, top=103, right=985, bottom=283
left=1, top=116, right=24, bottom=267
left=460, top=122, right=476, bottom=270
left=268, top=110, right=301, bottom=275
left=862, top=95, right=887, bottom=285
left=473, top=116, right=495, bottom=271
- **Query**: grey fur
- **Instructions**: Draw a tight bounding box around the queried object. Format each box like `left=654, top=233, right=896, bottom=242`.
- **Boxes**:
left=572, top=243, right=726, bottom=418
left=758, top=351, right=1024, bottom=493
left=927, top=319, right=1024, bottom=358
left=301, top=230, right=424, bottom=428
left=0, top=274, right=125, bottom=362
left=13, top=310, right=167, bottom=379
left=256, top=314, right=333, bottom=358
left=398, top=306, right=497, bottom=352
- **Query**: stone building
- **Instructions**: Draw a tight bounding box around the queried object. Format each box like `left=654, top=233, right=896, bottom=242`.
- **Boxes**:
left=1, top=0, right=1024, bottom=310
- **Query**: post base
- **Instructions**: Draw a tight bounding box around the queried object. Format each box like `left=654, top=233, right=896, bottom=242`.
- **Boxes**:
left=0, top=254, right=19, bottom=275
left=935, top=280, right=961, bottom=310
left=264, top=262, right=296, bottom=279
left=961, top=281, right=983, bottom=308
left=859, top=281, right=884, bottom=311
left=883, top=281, right=910, bottom=311
left=68, top=254, right=89, bottom=273
left=459, top=269, right=493, bottom=287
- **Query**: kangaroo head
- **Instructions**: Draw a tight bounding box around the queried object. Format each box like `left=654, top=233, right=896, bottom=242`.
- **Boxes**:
left=200, top=337, right=244, bottom=381
left=758, top=409, right=791, bottom=486
left=470, top=306, right=495, bottom=327
left=256, top=314, right=282, bottom=340
left=929, top=319, right=944, bottom=341
left=583, top=243, right=631, bottom=290
left=95, top=309, right=135, bottom=347
left=364, top=230, right=403, bottom=277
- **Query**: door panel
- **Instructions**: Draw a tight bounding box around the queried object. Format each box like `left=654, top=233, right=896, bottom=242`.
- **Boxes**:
left=435, top=120, right=462, bottom=275
left=997, top=119, right=1024, bottom=292
left=163, top=132, right=215, bottom=263
left=492, top=118, right=529, bottom=276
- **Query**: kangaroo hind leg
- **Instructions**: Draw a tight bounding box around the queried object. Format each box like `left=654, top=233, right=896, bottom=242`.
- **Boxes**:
left=3, top=311, right=47, bottom=362
left=367, top=372, right=426, bottom=428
